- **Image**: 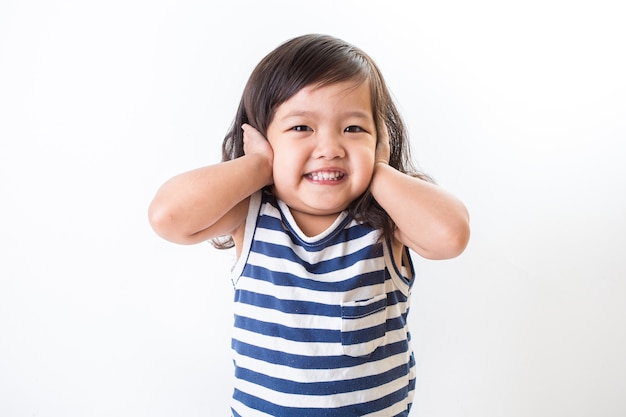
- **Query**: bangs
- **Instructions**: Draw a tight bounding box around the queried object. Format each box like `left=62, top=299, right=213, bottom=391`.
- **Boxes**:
left=243, top=35, right=373, bottom=133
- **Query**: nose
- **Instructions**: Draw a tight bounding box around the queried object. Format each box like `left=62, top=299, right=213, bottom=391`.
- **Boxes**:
left=311, top=131, right=345, bottom=160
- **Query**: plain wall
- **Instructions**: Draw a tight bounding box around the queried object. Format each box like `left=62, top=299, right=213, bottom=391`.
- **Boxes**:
left=1, top=1, right=625, bottom=416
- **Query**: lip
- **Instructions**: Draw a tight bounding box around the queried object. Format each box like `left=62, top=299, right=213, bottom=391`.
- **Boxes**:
left=304, top=168, right=347, bottom=183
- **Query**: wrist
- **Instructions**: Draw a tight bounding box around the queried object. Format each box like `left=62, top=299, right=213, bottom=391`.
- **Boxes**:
left=375, top=159, right=389, bottom=167
left=373, top=160, right=390, bottom=176
left=248, top=153, right=274, bottom=186
left=371, top=161, right=392, bottom=191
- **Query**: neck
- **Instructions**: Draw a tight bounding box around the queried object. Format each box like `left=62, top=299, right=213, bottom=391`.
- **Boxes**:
left=289, top=209, right=344, bottom=238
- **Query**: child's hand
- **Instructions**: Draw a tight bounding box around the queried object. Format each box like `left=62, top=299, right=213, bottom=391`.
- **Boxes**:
left=242, top=123, right=274, bottom=185
left=375, top=123, right=391, bottom=165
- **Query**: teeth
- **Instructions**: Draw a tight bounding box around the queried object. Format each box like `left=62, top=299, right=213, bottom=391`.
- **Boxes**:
left=310, top=171, right=343, bottom=181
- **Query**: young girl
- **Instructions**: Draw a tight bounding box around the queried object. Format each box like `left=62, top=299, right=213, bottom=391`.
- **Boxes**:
left=149, top=34, right=470, bottom=417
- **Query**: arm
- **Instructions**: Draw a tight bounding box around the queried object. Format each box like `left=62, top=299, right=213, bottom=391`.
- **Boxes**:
left=148, top=125, right=273, bottom=245
left=369, top=129, right=470, bottom=260
left=370, top=164, right=470, bottom=259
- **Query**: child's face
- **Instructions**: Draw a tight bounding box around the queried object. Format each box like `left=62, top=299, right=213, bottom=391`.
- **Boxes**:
left=266, top=80, right=377, bottom=224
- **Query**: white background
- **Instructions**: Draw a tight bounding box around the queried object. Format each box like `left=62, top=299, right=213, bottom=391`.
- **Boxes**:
left=1, top=1, right=625, bottom=416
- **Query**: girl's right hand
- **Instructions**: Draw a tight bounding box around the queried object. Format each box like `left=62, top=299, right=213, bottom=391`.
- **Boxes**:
left=242, top=123, right=274, bottom=185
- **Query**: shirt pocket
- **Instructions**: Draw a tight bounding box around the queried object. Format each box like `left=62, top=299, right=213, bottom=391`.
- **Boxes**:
left=341, top=293, right=387, bottom=357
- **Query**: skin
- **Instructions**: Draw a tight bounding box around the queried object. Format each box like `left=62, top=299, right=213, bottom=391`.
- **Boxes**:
left=263, top=81, right=378, bottom=237
left=148, top=80, right=470, bottom=262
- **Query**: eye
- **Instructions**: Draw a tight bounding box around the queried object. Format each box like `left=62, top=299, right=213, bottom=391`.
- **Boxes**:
left=344, top=125, right=365, bottom=133
left=291, top=125, right=312, bottom=132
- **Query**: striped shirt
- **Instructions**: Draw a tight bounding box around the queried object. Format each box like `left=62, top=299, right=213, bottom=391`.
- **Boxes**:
left=230, top=190, right=416, bottom=416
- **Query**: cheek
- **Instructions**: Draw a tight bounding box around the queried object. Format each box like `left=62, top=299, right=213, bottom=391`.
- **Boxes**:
left=361, top=165, right=375, bottom=187
left=271, top=153, right=300, bottom=186
left=357, top=150, right=376, bottom=184
left=360, top=145, right=377, bottom=168
left=275, top=145, right=307, bottom=168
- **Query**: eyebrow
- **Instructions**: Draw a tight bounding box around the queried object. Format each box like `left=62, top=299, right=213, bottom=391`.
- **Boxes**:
left=279, top=110, right=373, bottom=120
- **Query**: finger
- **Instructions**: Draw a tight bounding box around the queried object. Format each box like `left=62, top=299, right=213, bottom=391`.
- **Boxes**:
left=375, top=123, right=391, bottom=165
left=242, top=123, right=265, bottom=143
left=242, top=124, right=272, bottom=157
left=241, top=123, right=264, bottom=136
left=378, top=121, right=390, bottom=144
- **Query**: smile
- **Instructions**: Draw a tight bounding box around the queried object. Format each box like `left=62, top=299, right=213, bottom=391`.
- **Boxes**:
left=306, top=171, right=345, bottom=181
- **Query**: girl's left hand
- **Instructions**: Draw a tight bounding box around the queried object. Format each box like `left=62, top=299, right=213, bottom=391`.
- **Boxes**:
left=375, top=123, right=391, bottom=165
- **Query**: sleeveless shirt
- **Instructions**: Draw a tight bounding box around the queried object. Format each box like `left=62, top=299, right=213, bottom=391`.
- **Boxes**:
left=230, top=190, right=416, bottom=416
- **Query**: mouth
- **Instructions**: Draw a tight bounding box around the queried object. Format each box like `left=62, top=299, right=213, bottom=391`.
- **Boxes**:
left=305, top=170, right=346, bottom=182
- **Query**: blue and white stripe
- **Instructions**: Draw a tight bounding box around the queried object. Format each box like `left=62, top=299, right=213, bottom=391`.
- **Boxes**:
left=230, top=190, right=416, bottom=416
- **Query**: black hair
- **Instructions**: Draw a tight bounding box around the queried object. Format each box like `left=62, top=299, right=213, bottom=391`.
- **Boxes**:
left=214, top=34, right=431, bottom=249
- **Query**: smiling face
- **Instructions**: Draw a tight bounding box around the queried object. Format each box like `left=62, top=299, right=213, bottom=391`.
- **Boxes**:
left=266, top=80, right=377, bottom=234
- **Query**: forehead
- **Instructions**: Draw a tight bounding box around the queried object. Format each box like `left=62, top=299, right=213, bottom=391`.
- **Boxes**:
left=275, top=80, right=373, bottom=117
